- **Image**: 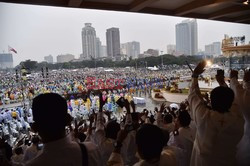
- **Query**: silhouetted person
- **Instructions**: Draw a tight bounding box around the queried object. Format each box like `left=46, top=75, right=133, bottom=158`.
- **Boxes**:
left=26, top=93, right=94, bottom=166
left=189, top=61, right=244, bottom=166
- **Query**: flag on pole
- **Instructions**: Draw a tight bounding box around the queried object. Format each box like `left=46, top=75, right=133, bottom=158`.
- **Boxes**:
left=8, top=46, right=17, bottom=54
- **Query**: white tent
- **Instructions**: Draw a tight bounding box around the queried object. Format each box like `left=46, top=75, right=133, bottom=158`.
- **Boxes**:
left=147, top=66, right=159, bottom=71
left=104, top=69, right=114, bottom=72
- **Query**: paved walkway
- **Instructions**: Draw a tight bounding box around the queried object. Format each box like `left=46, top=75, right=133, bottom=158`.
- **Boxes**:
left=162, top=91, right=188, bottom=103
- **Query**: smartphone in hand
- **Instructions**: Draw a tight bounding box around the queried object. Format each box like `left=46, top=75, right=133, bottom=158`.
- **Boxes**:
left=216, top=69, right=224, bottom=77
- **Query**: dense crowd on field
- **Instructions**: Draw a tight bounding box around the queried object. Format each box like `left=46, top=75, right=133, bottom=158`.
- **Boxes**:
left=1, top=61, right=249, bottom=166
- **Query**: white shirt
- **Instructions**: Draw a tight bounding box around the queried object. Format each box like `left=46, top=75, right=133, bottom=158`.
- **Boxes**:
left=188, top=78, right=244, bottom=166
left=107, top=149, right=177, bottom=166
left=156, top=112, right=175, bottom=132
left=94, top=112, right=128, bottom=165
left=231, top=78, right=250, bottom=165
left=26, top=134, right=102, bottom=166
left=168, top=127, right=195, bottom=166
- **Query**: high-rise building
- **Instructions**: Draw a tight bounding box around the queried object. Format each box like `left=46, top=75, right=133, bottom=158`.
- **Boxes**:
left=213, top=42, right=221, bottom=56
left=167, top=44, right=176, bottom=55
left=101, top=45, right=107, bottom=57
left=57, top=54, right=75, bottom=63
left=176, top=19, right=198, bottom=55
left=205, top=42, right=221, bottom=56
left=0, top=53, right=13, bottom=69
left=106, top=28, right=121, bottom=61
left=121, top=43, right=127, bottom=55
left=121, top=41, right=140, bottom=59
left=96, top=37, right=102, bottom=59
left=44, top=55, right=53, bottom=64
left=81, top=23, right=97, bottom=60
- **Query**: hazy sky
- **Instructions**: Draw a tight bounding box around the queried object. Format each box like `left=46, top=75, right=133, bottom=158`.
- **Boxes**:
left=1, top=2, right=250, bottom=66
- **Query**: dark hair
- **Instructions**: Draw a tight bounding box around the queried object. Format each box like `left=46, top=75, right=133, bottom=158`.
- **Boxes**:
left=131, top=112, right=139, bottom=122
left=32, top=93, right=68, bottom=133
left=24, top=139, right=31, bottom=146
left=105, top=120, right=120, bottom=140
left=161, top=129, right=170, bottom=146
left=136, top=124, right=165, bottom=161
left=14, top=147, right=23, bottom=155
left=149, top=115, right=155, bottom=124
left=210, top=87, right=234, bottom=113
left=178, top=111, right=191, bottom=127
left=163, top=113, right=173, bottom=124
left=32, top=136, right=40, bottom=144
left=77, top=132, right=86, bottom=142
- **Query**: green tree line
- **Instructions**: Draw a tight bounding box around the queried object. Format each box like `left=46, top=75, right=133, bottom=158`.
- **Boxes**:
left=18, top=54, right=204, bottom=71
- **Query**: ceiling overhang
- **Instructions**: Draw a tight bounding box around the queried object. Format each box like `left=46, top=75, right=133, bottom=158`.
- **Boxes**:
left=1, top=0, right=250, bottom=24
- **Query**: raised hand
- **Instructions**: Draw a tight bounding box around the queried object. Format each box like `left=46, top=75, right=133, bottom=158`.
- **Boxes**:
left=154, top=107, right=159, bottom=113
left=159, top=102, right=166, bottom=113
left=99, top=93, right=105, bottom=112
left=124, top=99, right=131, bottom=114
left=116, top=128, right=128, bottom=143
left=193, top=60, right=206, bottom=76
left=216, top=70, right=225, bottom=86
left=244, top=70, right=250, bottom=82
left=130, top=100, right=136, bottom=113
left=230, top=70, right=238, bottom=79
left=104, top=111, right=111, bottom=121
left=89, top=112, right=95, bottom=124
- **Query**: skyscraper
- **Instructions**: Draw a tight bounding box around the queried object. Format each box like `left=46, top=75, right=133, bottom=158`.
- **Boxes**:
left=176, top=19, right=198, bottom=55
left=96, top=37, right=102, bottom=59
left=121, top=41, right=140, bottom=59
left=106, top=28, right=121, bottom=61
left=81, top=23, right=97, bottom=60
left=101, top=45, right=107, bottom=57
left=44, top=55, right=53, bottom=64
left=205, top=42, right=221, bottom=56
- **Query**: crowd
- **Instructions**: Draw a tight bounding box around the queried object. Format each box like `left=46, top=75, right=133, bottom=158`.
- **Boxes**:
left=0, top=61, right=249, bottom=166
left=0, top=68, right=178, bottom=105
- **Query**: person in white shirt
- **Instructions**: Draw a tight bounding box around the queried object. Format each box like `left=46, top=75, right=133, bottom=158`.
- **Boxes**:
left=95, top=112, right=121, bottom=165
left=93, top=94, right=129, bottom=165
left=108, top=123, right=177, bottom=166
left=168, top=111, right=195, bottom=166
left=26, top=93, right=101, bottom=166
left=230, top=70, right=250, bottom=166
left=188, top=61, right=244, bottom=166
left=156, top=103, right=175, bottom=133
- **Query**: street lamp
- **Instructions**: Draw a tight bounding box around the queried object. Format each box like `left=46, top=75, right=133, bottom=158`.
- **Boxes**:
left=135, top=60, right=137, bottom=70
left=161, top=51, right=163, bottom=69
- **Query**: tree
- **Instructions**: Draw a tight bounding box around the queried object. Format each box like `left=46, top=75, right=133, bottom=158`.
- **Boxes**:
left=20, top=59, right=38, bottom=70
left=129, top=56, right=132, bottom=61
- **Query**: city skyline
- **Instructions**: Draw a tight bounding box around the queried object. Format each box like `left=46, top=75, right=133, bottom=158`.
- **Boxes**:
left=1, top=2, right=250, bottom=66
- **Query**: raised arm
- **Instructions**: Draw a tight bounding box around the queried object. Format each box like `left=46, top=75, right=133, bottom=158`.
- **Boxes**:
left=188, top=61, right=209, bottom=126
left=230, top=70, right=244, bottom=103
left=216, top=69, right=228, bottom=87
left=156, top=102, right=166, bottom=127
left=230, top=70, right=250, bottom=116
